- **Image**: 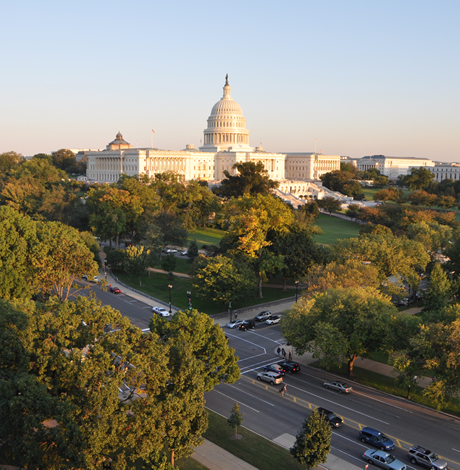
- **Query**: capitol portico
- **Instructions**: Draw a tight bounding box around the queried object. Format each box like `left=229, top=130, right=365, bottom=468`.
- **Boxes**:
left=86, top=77, right=341, bottom=198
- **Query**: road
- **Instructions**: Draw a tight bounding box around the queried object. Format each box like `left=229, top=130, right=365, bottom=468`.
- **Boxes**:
left=84, top=284, right=460, bottom=470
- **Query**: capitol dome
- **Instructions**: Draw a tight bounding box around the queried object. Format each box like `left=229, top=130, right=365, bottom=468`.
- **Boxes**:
left=200, top=75, right=252, bottom=152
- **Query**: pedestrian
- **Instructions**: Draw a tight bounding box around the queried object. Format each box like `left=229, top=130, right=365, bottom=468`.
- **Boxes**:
left=279, top=384, right=287, bottom=397
left=277, top=346, right=281, bottom=356
left=282, top=348, right=286, bottom=359
left=288, top=351, right=292, bottom=361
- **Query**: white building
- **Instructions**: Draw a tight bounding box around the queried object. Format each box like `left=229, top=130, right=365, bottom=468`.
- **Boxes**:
left=86, top=77, right=341, bottom=191
left=356, top=155, right=434, bottom=180
left=431, top=162, right=460, bottom=182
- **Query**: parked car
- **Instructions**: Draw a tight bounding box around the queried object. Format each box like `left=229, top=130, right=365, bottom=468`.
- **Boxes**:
left=278, top=361, right=301, bottom=373
left=226, top=319, right=244, bottom=329
left=358, top=427, right=395, bottom=451
left=181, top=250, right=188, bottom=256
left=254, top=311, right=272, bottom=321
left=239, top=320, right=255, bottom=331
left=407, top=445, right=448, bottom=469
left=108, top=286, right=121, bottom=294
left=317, top=407, right=343, bottom=428
left=323, top=381, right=352, bottom=393
left=266, top=314, right=281, bottom=325
left=363, top=449, right=407, bottom=470
left=263, top=363, right=285, bottom=375
left=152, top=306, right=170, bottom=317
left=165, top=249, right=178, bottom=253
left=256, top=371, right=283, bottom=385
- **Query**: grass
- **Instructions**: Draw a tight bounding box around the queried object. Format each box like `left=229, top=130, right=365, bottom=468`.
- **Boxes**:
left=204, top=410, right=304, bottom=470
left=313, top=213, right=361, bottom=245
left=116, top=270, right=294, bottom=314
left=187, top=228, right=225, bottom=248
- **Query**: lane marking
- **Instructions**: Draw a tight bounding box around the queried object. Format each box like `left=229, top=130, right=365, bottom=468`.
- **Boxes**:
left=226, top=384, right=275, bottom=406
left=238, top=353, right=267, bottom=364
left=225, top=334, right=267, bottom=353
left=213, top=390, right=260, bottom=413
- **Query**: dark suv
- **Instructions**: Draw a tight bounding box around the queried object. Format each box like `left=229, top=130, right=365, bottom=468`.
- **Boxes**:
left=239, top=319, right=255, bottom=331
left=358, top=427, right=395, bottom=451
left=407, top=445, right=448, bottom=469
left=317, top=407, right=343, bottom=428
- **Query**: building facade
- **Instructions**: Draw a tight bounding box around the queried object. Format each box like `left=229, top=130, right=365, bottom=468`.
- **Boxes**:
left=431, top=162, right=460, bottom=182
left=86, top=77, right=341, bottom=189
left=357, top=155, right=435, bottom=180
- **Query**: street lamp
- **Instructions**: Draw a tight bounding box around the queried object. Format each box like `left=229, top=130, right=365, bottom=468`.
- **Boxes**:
left=168, top=284, right=173, bottom=313
left=228, top=301, right=232, bottom=322
left=407, top=375, right=418, bottom=400
left=295, top=281, right=299, bottom=303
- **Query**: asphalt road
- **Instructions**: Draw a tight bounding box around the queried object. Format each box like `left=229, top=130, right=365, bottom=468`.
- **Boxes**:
left=82, top=285, right=460, bottom=470
left=210, top=322, right=460, bottom=470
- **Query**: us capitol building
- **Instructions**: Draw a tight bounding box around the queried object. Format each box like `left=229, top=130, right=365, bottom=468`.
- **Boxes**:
left=86, top=76, right=342, bottom=200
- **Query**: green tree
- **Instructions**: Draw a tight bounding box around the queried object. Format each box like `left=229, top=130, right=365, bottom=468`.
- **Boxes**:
left=227, top=402, right=244, bottom=437
left=290, top=409, right=331, bottom=469
left=424, top=263, right=452, bottom=311
left=0, top=151, right=22, bottom=175
left=187, top=239, right=199, bottom=262
left=161, top=253, right=177, bottom=279
left=52, top=149, right=79, bottom=174
left=154, top=212, right=188, bottom=249
left=149, top=309, right=240, bottom=392
left=345, top=203, right=361, bottom=220
left=317, top=196, right=342, bottom=215
left=192, top=255, right=255, bottom=309
left=282, top=287, right=398, bottom=377
left=0, top=296, right=172, bottom=469
left=374, top=187, right=403, bottom=203
left=320, top=170, right=363, bottom=198
left=402, top=167, right=435, bottom=190
left=213, top=161, right=279, bottom=199
left=222, top=194, right=294, bottom=297
left=124, top=245, right=153, bottom=286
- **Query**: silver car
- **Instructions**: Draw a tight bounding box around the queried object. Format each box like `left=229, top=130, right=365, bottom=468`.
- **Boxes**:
left=256, top=371, right=283, bottom=385
left=363, top=450, right=407, bottom=470
left=323, top=381, right=353, bottom=393
left=226, top=319, right=244, bottom=329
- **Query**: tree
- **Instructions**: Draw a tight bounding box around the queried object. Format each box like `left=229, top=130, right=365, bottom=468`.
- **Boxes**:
left=424, top=263, right=452, bottom=311
left=345, top=203, right=361, bottom=220
left=227, top=402, right=244, bottom=438
left=290, top=409, right=331, bottom=469
left=374, top=187, right=403, bottom=203
left=282, top=287, right=398, bottom=377
left=0, top=296, right=173, bottom=469
left=320, top=170, right=363, bottom=198
left=222, top=194, right=294, bottom=297
left=192, top=255, right=255, bottom=309
left=153, top=212, right=188, bottom=249
left=52, top=149, right=79, bottom=174
left=187, top=239, right=199, bottom=262
left=317, top=196, right=342, bottom=215
left=402, top=167, right=435, bottom=190
left=213, top=161, right=279, bottom=199
left=161, top=253, right=177, bottom=279
left=149, top=309, right=240, bottom=392
left=124, top=245, right=153, bottom=286
left=33, top=221, right=99, bottom=301
left=0, top=151, right=22, bottom=174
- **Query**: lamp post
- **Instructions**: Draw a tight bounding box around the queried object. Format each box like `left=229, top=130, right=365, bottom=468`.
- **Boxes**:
left=187, top=291, right=192, bottom=310
left=168, top=284, right=173, bottom=313
left=407, top=375, right=417, bottom=400
left=295, top=281, right=299, bottom=303
left=229, top=301, right=232, bottom=322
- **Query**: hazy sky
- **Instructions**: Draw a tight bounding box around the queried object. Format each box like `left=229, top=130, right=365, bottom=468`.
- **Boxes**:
left=1, top=0, right=459, bottom=161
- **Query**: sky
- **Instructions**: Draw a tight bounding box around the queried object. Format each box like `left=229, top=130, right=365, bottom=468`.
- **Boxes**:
left=1, top=0, right=459, bottom=161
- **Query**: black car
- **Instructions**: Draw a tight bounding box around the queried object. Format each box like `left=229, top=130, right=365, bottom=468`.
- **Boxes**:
left=239, top=319, right=255, bottom=331
left=317, top=407, right=343, bottom=428
left=278, top=361, right=301, bottom=374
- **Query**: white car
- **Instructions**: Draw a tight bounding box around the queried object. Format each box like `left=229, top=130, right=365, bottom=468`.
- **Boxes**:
left=152, top=306, right=170, bottom=317
left=226, top=319, right=244, bottom=329
left=164, top=248, right=178, bottom=253
left=266, top=314, right=281, bottom=325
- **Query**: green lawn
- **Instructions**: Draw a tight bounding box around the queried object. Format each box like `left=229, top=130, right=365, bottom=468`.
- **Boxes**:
left=116, top=270, right=294, bottom=315
left=187, top=228, right=225, bottom=248
left=204, top=410, right=304, bottom=470
left=313, top=213, right=361, bottom=245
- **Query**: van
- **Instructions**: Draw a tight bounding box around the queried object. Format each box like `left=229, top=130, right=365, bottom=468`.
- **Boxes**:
left=358, top=427, right=395, bottom=451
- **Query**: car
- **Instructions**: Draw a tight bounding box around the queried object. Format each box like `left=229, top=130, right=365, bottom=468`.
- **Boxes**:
left=407, top=445, right=448, bottom=469
left=226, top=319, right=244, bottom=329
left=82, top=274, right=100, bottom=283
left=108, top=286, right=121, bottom=294
left=266, top=314, right=281, bottom=325
left=239, top=320, right=255, bottom=331
left=254, top=310, right=272, bottom=321
left=358, top=427, right=395, bottom=451
left=323, top=381, right=353, bottom=393
left=263, top=363, right=285, bottom=375
left=278, top=361, right=301, bottom=373
left=363, top=449, right=407, bottom=470
left=165, top=249, right=178, bottom=253
left=152, top=306, right=170, bottom=317
left=317, top=407, right=343, bottom=428
left=256, top=371, right=283, bottom=385
left=181, top=250, right=188, bottom=256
